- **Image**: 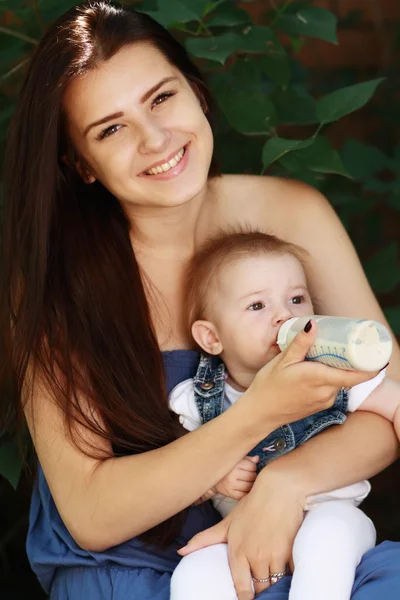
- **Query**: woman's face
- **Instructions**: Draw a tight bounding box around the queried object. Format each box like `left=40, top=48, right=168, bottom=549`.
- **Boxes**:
left=63, top=43, right=214, bottom=210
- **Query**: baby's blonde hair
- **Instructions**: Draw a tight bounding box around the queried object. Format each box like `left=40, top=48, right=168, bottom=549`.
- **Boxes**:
left=186, top=229, right=308, bottom=330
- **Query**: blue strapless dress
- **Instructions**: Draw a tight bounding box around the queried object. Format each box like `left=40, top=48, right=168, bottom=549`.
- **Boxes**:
left=27, top=350, right=400, bottom=599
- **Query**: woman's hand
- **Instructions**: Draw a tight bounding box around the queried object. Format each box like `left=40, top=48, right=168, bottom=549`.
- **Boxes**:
left=178, top=469, right=304, bottom=600
left=243, top=320, right=381, bottom=432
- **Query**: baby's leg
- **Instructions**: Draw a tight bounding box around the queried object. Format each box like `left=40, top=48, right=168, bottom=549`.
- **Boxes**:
left=290, top=500, right=376, bottom=600
left=170, top=543, right=238, bottom=600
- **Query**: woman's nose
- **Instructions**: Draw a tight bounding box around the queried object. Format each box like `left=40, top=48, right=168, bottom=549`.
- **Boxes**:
left=137, top=119, right=170, bottom=155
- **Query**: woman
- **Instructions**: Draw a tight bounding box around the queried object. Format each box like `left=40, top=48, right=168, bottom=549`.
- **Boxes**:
left=0, top=2, right=399, bottom=599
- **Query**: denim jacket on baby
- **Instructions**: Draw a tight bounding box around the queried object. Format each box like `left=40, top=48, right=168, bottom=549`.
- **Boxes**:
left=193, top=353, right=349, bottom=470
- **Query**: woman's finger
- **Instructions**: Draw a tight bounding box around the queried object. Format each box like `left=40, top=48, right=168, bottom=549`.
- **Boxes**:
left=228, top=547, right=255, bottom=600
left=267, top=553, right=289, bottom=590
left=289, top=557, right=295, bottom=574
left=177, top=521, right=228, bottom=556
left=334, top=367, right=381, bottom=389
left=249, top=560, right=271, bottom=595
left=279, top=319, right=317, bottom=367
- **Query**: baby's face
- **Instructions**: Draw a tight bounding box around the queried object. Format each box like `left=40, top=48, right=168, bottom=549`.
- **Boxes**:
left=209, top=253, right=314, bottom=381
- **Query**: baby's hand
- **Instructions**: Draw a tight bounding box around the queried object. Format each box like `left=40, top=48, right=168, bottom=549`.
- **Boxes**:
left=215, top=455, right=259, bottom=500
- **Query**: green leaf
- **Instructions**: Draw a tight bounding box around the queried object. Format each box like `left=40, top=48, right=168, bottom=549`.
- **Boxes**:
left=240, top=26, right=284, bottom=55
left=216, top=89, right=277, bottom=134
left=292, top=136, right=351, bottom=177
left=0, top=440, right=23, bottom=490
left=282, top=1, right=317, bottom=15
left=257, top=54, right=291, bottom=86
left=39, top=0, right=78, bottom=24
left=215, top=130, right=264, bottom=174
left=276, top=7, right=338, bottom=44
left=207, top=4, right=249, bottom=27
left=384, top=307, right=400, bottom=335
left=393, top=144, right=400, bottom=174
left=186, top=32, right=242, bottom=63
left=141, top=0, right=209, bottom=27
left=262, top=137, right=314, bottom=169
left=289, top=35, right=306, bottom=54
left=328, top=192, right=371, bottom=208
left=0, top=37, right=29, bottom=72
left=231, top=58, right=262, bottom=89
left=364, top=243, right=400, bottom=294
left=271, top=87, right=316, bottom=124
left=387, top=195, right=400, bottom=212
left=341, top=139, right=389, bottom=180
left=316, top=78, right=385, bottom=125
left=203, top=0, right=227, bottom=16
left=186, top=26, right=282, bottom=64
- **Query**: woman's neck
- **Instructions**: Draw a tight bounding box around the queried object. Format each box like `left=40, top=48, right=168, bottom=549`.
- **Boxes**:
left=127, top=181, right=213, bottom=258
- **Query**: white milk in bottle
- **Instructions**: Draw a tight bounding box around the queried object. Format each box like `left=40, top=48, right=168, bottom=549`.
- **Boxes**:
left=277, top=316, right=393, bottom=371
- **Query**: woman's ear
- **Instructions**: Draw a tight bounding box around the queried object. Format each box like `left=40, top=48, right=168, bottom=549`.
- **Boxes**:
left=74, top=159, right=96, bottom=184
left=191, top=320, right=223, bottom=355
left=61, top=153, right=96, bottom=184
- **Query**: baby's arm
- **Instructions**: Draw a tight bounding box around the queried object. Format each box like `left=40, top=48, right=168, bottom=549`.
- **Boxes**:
left=214, top=455, right=259, bottom=499
left=356, top=378, right=400, bottom=441
left=194, top=455, right=259, bottom=505
left=168, top=379, right=259, bottom=503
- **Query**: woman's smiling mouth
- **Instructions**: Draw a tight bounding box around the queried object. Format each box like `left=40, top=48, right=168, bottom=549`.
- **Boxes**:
left=142, top=144, right=188, bottom=176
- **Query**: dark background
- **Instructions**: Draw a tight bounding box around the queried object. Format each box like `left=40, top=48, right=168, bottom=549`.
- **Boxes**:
left=1, top=1, right=399, bottom=596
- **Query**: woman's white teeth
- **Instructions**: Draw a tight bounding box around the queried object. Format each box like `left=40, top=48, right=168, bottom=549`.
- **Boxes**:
left=145, top=148, right=185, bottom=175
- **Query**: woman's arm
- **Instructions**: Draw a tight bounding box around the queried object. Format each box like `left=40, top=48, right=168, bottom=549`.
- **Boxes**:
left=178, top=412, right=398, bottom=599
left=25, top=375, right=262, bottom=552
left=181, top=177, right=399, bottom=599
left=276, top=178, right=400, bottom=381
left=25, top=325, right=376, bottom=553
left=258, top=410, right=399, bottom=498
left=220, top=175, right=400, bottom=381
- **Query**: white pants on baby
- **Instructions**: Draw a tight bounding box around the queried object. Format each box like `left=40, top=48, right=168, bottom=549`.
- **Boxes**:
left=170, top=491, right=376, bottom=600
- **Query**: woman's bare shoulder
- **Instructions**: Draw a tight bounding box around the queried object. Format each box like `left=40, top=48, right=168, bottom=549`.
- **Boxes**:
left=212, top=174, right=328, bottom=234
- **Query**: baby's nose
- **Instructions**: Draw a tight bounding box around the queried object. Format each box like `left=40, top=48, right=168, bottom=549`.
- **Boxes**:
left=274, top=307, right=293, bottom=325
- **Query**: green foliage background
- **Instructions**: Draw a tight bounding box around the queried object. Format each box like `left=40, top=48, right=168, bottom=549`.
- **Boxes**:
left=0, top=0, right=399, bottom=595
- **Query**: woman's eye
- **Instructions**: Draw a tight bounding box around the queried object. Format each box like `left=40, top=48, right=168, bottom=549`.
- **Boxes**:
left=152, top=91, right=174, bottom=108
left=97, top=124, right=121, bottom=140
left=291, top=295, right=304, bottom=305
left=248, top=302, right=265, bottom=311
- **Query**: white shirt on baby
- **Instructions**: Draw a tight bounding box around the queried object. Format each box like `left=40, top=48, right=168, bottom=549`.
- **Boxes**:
left=169, top=369, right=386, bottom=513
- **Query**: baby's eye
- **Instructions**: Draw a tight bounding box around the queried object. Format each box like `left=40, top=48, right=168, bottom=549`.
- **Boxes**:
left=152, top=91, right=175, bottom=108
left=291, top=295, right=305, bottom=305
left=97, top=124, right=122, bottom=140
left=248, top=302, right=265, bottom=311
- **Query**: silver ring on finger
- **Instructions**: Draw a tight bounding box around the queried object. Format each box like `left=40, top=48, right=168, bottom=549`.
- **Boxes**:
left=251, top=574, right=270, bottom=584
left=270, top=572, right=286, bottom=585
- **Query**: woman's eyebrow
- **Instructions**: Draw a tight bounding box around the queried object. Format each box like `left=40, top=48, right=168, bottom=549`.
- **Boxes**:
left=84, top=112, right=124, bottom=136
left=140, top=76, right=179, bottom=103
left=83, top=76, right=179, bottom=137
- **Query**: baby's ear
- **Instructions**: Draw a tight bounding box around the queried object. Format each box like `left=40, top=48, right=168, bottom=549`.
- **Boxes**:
left=191, top=320, right=223, bottom=355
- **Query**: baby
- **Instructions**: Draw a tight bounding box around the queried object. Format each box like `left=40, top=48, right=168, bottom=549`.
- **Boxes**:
left=169, top=230, right=400, bottom=600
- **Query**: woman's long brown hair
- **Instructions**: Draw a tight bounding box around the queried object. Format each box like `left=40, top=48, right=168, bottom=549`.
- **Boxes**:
left=0, top=0, right=218, bottom=547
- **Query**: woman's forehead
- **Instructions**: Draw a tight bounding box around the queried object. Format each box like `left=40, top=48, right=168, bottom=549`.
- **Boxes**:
left=63, top=43, right=181, bottom=131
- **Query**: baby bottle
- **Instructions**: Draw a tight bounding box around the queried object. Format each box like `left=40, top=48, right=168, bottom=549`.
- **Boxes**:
left=277, top=315, right=393, bottom=371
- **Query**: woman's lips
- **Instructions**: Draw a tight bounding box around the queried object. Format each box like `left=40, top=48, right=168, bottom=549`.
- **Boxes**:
left=139, top=144, right=190, bottom=181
